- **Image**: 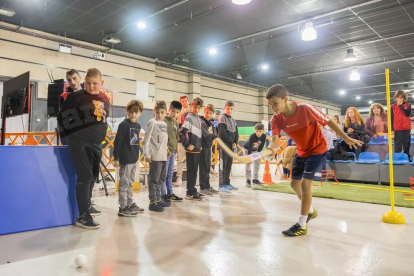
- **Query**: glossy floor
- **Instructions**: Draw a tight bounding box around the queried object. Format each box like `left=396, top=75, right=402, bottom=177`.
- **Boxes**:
left=1, top=164, right=413, bottom=276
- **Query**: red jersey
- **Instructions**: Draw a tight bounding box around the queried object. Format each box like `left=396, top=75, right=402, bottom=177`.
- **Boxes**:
left=271, top=102, right=329, bottom=158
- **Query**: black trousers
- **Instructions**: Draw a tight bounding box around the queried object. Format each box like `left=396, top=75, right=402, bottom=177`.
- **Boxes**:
left=219, top=148, right=233, bottom=186
left=186, top=152, right=200, bottom=194
left=394, top=130, right=411, bottom=157
left=199, top=147, right=211, bottom=190
left=68, top=137, right=102, bottom=215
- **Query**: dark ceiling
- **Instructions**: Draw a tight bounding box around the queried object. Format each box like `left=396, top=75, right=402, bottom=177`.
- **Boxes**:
left=1, top=0, right=414, bottom=108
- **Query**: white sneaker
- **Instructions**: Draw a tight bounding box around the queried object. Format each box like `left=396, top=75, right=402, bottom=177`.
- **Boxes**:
left=174, top=178, right=182, bottom=187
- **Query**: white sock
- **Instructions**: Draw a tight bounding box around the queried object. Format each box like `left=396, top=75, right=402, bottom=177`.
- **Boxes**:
left=309, top=205, right=314, bottom=214
left=298, top=215, right=307, bottom=228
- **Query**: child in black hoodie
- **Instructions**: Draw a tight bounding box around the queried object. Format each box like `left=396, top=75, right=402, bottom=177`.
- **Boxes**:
left=199, top=104, right=219, bottom=196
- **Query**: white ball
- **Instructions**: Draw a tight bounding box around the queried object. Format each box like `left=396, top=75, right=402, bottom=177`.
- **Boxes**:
left=75, top=255, right=87, bottom=268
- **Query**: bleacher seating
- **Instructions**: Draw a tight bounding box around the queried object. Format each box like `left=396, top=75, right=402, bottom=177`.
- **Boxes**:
left=355, top=152, right=380, bottom=164
left=382, top=153, right=410, bottom=165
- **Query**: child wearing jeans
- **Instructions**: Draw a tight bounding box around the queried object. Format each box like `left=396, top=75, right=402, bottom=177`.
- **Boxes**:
left=243, top=123, right=266, bottom=188
left=161, top=101, right=184, bottom=205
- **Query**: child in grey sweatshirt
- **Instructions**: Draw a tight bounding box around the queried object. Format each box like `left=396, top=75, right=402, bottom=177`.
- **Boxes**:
left=143, top=101, right=169, bottom=212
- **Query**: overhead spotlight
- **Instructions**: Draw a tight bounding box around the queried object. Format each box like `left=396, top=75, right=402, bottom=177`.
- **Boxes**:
left=208, top=48, right=217, bottom=56
left=232, top=0, right=252, bottom=5
left=356, top=96, right=361, bottom=100
left=368, top=100, right=373, bottom=104
left=137, top=21, right=147, bottom=29
left=261, top=64, right=269, bottom=70
left=344, top=48, right=357, bottom=62
left=0, top=7, right=15, bottom=17
left=339, top=90, right=346, bottom=95
left=106, top=36, right=121, bottom=44
left=301, top=21, right=317, bottom=41
left=350, top=67, right=360, bottom=81
left=59, top=44, right=72, bottom=54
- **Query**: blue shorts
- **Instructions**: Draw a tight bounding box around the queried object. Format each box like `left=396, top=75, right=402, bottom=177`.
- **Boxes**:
left=291, top=152, right=327, bottom=181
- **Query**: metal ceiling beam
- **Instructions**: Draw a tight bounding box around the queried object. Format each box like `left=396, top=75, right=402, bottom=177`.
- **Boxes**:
left=185, top=0, right=381, bottom=55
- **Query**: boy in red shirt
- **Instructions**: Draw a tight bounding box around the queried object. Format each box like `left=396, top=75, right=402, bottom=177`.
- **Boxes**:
left=391, top=90, right=412, bottom=159
left=267, top=84, right=362, bottom=237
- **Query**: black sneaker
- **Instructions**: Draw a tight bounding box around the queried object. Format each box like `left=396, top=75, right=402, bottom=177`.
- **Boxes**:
left=185, top=192, right=202, bottom=201
left=252, top=179, right=263, bottom=186
left=75, top=213, right=100, bottom=229
left=208, top=187, right=219, bottom=194
left=162, top=194, right=172, bottom=207
left=169, top=193, right=183, bottom=201
left=129, top=202, right=144, bottom=213
left=199, top=189, right=213, bottom=196
left=307, top=208, right=318, bottom=223
left=246, top=179, right=252, bottom=188
left=89, top=205, right=101, bottom=217
left=118, top=206, right=138, bottom=217
left=282, top=223, right=307, bottom=237
left=149, top=201, right=164, bottom=212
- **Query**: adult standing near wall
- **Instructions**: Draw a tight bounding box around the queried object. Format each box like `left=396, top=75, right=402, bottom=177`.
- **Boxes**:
left=175, top=95, right=189, bottom=186
left=391, top=90, right=412, bottom=159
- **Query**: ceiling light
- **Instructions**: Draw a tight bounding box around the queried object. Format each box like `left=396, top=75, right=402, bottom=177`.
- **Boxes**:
left=0, top=7, right=15, bottom=17
left=301, top=22, right=317, bottom=41
left=232, top=0, right=252, bottom=5
left=137, top=21, right=147, bottom=29
left=59, top=44, right=72, bottom=54
left=368, top=100, right=373, bottom=104
left=356, top=96, right=361, bottom=100
left=339, top=90, right=346, bottom=95
left=208, top=48, right=217, bottom=56
left=350, top=67, right=360, bottom=81
left=106, top=36, right=121, bottom=44
left=344, top=48, right=357, bottom=62
left=261, top=64, right=269, bottom=70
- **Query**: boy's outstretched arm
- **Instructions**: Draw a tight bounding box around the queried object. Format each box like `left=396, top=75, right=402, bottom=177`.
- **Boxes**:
left=328, top=119, right=363, bottom=149
left=268, top=135, right=281, bottom=155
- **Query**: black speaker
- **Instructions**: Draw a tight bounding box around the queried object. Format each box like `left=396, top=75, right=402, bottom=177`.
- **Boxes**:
left=46, top=82, right=65, bottom=117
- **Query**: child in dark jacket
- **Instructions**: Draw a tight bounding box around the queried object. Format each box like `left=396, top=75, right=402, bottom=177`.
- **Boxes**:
left=199, top=104, right=219, bottom=196
left=180, top=97, right=204, bottom=200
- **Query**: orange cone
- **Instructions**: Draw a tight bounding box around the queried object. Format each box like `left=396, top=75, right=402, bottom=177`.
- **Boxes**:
left=262, top=160, right=274, bottom=185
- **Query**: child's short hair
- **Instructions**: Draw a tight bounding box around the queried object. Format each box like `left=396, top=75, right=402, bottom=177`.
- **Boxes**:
left=126, top=100, right=143, bottom=113
left=255, top=123, right=265, bottom=131
left=169, top=100, right=182, bottom=110
left=66, top=69, right=80, bottom=76
left=225, top=100, right=234, bottom=107
left=191, top=97, right=203, bottom=107
left=86, top=68, right=102, bottom=79
left=394, top=90, right=408, bottom=101
left=265, top=84, right=288, bottom=99
left=180, top=95, right=189, bottom=101
left=214, top=110, right=221, bottom=115
left=205, top=104, right=215, bottom=112
left=154, top=100, right=167, bottom=111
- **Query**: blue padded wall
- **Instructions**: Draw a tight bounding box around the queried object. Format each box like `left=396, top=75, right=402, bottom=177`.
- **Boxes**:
left=0, top=146, right=78, bottom=235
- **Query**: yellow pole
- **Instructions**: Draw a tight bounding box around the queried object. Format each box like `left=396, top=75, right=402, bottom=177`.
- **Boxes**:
left=382, top=68, right=405, bottom=224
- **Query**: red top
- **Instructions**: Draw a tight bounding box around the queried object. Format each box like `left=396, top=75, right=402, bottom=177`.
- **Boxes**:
left=391, top=102, right=411, bottom=131
left=271, top=102, right=329, bottom=158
